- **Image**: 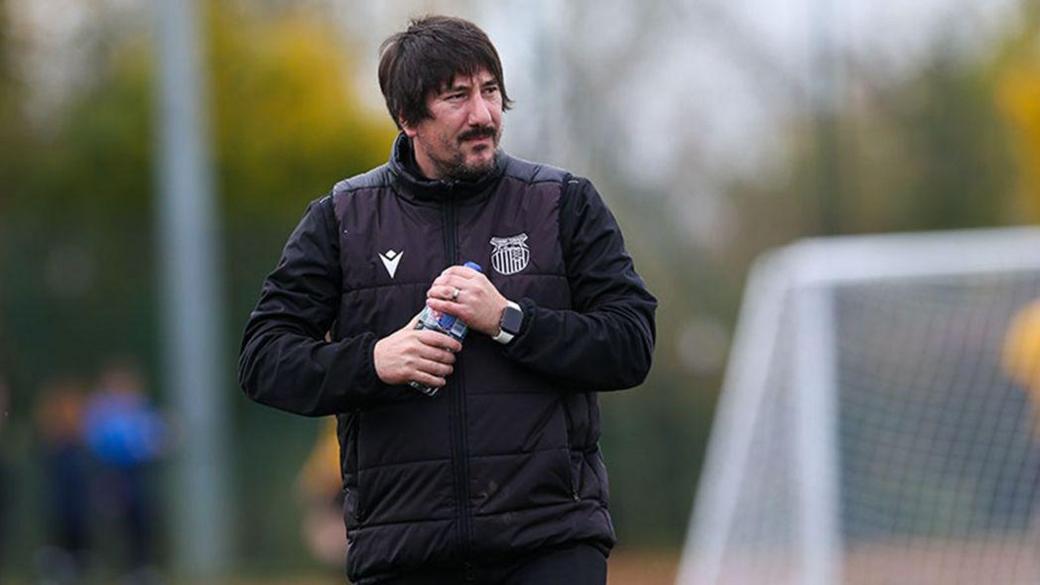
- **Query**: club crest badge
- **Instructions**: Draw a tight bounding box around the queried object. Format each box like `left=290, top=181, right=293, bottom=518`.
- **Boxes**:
left=490, top=233, right=530, bottom=275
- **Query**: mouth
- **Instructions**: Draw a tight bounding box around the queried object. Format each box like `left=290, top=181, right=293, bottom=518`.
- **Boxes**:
left=465, top=136, right=492, bottom=147
left=459, top=128, right=496, bottom=145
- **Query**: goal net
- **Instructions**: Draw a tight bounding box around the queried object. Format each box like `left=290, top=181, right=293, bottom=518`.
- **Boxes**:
left=678, top=228, right=1040, bottom=585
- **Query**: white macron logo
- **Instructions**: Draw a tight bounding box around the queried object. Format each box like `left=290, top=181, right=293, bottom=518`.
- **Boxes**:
left=379, top=249, right=402, bottom=278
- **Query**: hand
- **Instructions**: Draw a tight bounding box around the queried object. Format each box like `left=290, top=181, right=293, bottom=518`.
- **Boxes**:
left=373, top=315, right=462, bottom=388
left=425, top=265, right=508, bottom=337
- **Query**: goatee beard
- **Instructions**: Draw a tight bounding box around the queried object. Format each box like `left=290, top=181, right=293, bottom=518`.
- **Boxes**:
left=441, top=152, right=497, bottom=183
left=441, top=125, right=500, bottom=182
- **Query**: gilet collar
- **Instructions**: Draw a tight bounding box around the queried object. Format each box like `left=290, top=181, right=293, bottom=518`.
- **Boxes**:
left=387, top=133, right=507, bottom=202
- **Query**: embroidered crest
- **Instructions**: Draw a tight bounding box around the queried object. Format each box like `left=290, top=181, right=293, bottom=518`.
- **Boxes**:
left=490, top=234, right=530, bottom=275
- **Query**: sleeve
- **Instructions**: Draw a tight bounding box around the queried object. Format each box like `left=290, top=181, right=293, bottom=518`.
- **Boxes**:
left=237, top=195, right=389, bottom=416
left=501, top=178, right=657, bottom=391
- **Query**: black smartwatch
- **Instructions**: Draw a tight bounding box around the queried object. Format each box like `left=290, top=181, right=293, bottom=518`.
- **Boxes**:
left=492, top=300, right=523, bottom=344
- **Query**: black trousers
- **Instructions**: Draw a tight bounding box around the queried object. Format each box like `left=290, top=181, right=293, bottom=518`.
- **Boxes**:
left=359, top=543, right=608, bottom=585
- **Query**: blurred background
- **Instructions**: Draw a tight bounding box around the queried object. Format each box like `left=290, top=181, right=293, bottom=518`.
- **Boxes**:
left=0, top=0, right=1038, bottom=583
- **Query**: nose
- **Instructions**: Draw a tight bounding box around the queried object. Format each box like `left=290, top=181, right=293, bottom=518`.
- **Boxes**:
left=468, top=93, right=493, bottom=126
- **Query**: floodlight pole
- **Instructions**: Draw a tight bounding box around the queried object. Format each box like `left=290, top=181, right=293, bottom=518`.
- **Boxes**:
left=810, top=0, right=843, bottom=235
left=153, top=0, right=231, bottom=577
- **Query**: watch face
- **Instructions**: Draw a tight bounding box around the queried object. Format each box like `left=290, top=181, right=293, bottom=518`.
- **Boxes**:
left=501, top=305, right=523, bottom=333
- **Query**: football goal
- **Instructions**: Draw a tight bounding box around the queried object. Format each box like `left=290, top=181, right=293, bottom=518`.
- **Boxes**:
left=678, top=227, right=1040, bottom=585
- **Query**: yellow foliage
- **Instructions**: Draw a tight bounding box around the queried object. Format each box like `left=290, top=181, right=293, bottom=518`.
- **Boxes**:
left=207, top=3, right=396, bottom=214
left=995, top=14, right=1040, bottom=221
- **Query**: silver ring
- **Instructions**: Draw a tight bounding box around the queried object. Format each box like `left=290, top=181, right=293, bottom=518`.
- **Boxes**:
left=451, top=287, right=461, bottom=301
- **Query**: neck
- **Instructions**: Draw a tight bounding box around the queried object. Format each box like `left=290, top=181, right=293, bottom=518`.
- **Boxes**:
left=410, top=141, right=441, bottom=180
left=408, top=139, right=497, bottom=184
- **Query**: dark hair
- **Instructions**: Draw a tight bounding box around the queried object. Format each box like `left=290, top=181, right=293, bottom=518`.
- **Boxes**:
left=378, top=16, right=513, bottom=130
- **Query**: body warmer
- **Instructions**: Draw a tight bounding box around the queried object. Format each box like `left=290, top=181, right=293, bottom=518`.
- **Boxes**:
left=239, top=135, right=657, bottom=583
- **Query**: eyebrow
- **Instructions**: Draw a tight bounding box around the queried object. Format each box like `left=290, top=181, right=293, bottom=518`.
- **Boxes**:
left=441, top=77, right=498, bottom=94
left=439, top=82, right=469, bottom=95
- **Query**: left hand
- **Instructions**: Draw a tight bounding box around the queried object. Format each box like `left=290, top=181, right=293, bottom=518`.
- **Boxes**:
left=425, top=265, right=508, bottom=337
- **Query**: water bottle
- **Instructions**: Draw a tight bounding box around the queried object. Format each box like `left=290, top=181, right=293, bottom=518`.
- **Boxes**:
left=409, top=261, right=482, bottom=396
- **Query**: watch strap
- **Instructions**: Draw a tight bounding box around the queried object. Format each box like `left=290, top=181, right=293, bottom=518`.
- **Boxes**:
left=492, top=300, right=522, bottom=344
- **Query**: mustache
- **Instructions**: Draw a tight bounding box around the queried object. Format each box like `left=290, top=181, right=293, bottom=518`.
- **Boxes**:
left=458, top=126, right=497, bottom=142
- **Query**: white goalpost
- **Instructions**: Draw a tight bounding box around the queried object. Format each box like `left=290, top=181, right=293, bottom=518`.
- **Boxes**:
left=678, top=227, right=1040, bottom=585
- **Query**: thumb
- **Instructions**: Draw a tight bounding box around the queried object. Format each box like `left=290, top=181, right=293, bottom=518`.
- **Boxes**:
left=405, top=311, right=423, bottom=330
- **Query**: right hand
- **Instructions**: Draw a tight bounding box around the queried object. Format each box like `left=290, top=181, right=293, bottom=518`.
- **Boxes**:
left=373, top=315, right=462, bottom=388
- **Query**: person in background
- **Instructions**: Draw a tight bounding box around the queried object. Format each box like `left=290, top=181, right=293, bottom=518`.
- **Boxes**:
left=1001, top=300, right=1040, bottom=542
left=0, top=377, right=9, bottom=580
left=1003, top=299, right=1040, bottom=435
left=83, top=359, right=166, bottom=584
left=34, top=377, right=91, bottom=585
left=296, top=417, right=348, bottom=572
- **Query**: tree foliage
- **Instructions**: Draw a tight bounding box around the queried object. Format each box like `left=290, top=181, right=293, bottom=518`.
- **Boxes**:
left=996, top=4, right=1040, bottom=220
left=1, top=1, right=394, bottom=396
left=724, top=31, right=1021, bottom=273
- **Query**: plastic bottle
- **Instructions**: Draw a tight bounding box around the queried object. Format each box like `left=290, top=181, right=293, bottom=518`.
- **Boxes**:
left=410, top=261, right=482, bottom=396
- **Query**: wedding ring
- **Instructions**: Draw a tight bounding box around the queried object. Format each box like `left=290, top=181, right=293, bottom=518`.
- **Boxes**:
left=451, top=287, right=461, bottom=301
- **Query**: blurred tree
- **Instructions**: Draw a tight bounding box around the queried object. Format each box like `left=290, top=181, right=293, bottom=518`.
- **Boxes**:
left=0, top=0, right=17, bottom=209
left=204, top=3, right=394, bottom=358
left=996, top=1, right=1040, bottom=221
left=726, top=29, right=1019, bottom=267
left=1, top=0, right=393, bottom=389
left=587, top=10, right=1023, bottom=546
left=0, top=0, right=21, bottom=372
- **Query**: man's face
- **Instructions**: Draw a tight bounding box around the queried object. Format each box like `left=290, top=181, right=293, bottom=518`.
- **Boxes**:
left=403, top=69, right=504, bottom=182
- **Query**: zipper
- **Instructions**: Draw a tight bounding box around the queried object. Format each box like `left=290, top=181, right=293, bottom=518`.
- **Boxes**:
left=441, top=186, right=473, bottom=554
left=455, top=349, right=472, bottom=549
left=442, top=180, right=457, bottom=266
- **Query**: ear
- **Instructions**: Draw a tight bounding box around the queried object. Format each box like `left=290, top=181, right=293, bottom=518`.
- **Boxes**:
left=400, top=118, right=418, bottom=138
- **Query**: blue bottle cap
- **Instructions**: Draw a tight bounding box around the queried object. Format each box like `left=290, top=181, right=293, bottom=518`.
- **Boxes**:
left=463, top=261, right=483, bottom=273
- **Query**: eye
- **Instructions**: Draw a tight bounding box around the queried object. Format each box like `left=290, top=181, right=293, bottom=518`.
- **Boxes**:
left=446, top=92, right=466, bottom=102
left=482, top=85, right=500, bottom=96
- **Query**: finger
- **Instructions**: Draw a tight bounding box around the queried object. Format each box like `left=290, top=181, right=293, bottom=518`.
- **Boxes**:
left=411, top=370, right=447, bottom=389
left=426, top=285, right=458, bottom=301
left=401, top=312, right=422, bottom=331
left=425, top=298, right=467, bottom=321
left=440, top=266, right=479, bottom=279
left=416, top=329, right=463, bottom=353
left=416, top=359, right=453, bottom=378
left=416, top=339, right=456, bottom=360
left=431, top=274, right=465, bottom=288
left=417, top=344, right=456, bottom=365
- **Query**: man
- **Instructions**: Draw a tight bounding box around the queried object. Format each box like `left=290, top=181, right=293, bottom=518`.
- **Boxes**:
left=239, top=15, right=656, bottom=585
